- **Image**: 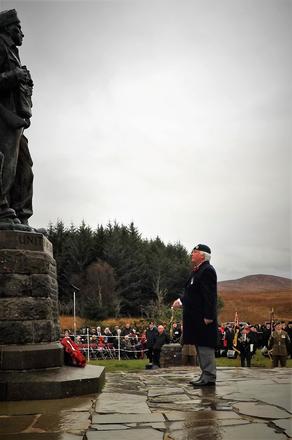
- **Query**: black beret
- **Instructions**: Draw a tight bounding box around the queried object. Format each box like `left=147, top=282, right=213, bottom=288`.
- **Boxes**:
left=193, top=244, right=211, bottom=254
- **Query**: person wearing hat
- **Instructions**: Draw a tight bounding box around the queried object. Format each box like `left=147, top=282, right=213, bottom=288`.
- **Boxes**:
left=0, top=9, right=34, bottom=226
left=237, top=324, right=257, bottom=367
left=173, top=244, right=217, bottom=387
left=268, top=321, right=291, bottom=368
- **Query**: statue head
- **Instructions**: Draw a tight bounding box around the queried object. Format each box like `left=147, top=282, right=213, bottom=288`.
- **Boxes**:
left=0, top=9, right=23, bottom=46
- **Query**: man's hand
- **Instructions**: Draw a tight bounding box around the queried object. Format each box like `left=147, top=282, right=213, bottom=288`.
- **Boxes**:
left=204, top=318, right=213, bottom=325
left=14, top=67, right=30, bottom=82
left=172, top=299, right=182, bottom=309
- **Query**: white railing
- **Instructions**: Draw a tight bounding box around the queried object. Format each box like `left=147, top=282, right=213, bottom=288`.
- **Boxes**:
left=63, top=330, right=148, bottom=361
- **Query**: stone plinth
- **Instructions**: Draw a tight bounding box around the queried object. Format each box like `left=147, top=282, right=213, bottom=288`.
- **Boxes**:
left=0, top=231, right=60, bottom=346
left=160, top=344, right=183, bottom=367
left=0, top=365, right=105, bottom=401
left=0, top=230, right=105, bottom=400
left=0, top=342, right=63, bottom=370
left=0, top=230, right=53, bottom=255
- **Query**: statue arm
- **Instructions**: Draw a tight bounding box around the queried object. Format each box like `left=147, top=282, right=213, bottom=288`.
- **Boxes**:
left=0, top=68, right=26, bottom=91
left=0, top=48, right=27, bottom=91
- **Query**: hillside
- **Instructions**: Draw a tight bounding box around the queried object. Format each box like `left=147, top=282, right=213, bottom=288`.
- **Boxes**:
left=218, top=274, right=292, bottom=324
left=218, top=274, right=292, bottom=293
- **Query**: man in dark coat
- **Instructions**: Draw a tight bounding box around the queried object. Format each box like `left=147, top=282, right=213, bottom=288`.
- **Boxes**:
left=173, top=244, right=217, bottom=387
left=152, top=325, right=170, bottom=368
left=145, top=321, right=158, bottom=364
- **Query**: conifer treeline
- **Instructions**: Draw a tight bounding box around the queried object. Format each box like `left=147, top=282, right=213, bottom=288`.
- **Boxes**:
left=47, top=220, right=191, bottom=320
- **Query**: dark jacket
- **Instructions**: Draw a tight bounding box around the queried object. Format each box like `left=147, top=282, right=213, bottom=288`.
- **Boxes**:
left=153, top=331, right=170, bottom=351
left=268, top=330, right=290, bottom=356
left=237, top=330, right=257, bottom=355
left=181, top=261, right=217, bottom=348
left=146, top=327, right=158, bottom=349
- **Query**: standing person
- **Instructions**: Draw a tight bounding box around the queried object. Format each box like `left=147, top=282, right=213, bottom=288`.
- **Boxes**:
left=145, top=321, right=158, bottom=366
left=173, top=244, right=217, bottom=387
left=0, top=9, right=34, bottom=227
left=121, top=322, right=132, bottom=336
left=237, top=325, right=257, bottom=367
left=262, top=322, right=272, bottom=350
left=112, top=325, right=120, bottom=349
left=152, top=325, right=170, bottom=368
left=286, top=322, right=292, bottom=359
left=171, top=322, right=182, bottom=343
left=268, top=321, right=291, bottom=368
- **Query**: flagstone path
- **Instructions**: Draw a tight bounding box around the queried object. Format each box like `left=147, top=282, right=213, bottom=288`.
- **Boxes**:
left=0, top=366, right=291, bottom=439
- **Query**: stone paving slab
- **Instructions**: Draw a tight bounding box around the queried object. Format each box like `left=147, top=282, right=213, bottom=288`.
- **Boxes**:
left=93, top=424, right=129, bottom=430
left=0, top=395, right=95, bottom=415
left=33, top=411, right=90, bottom=433
left=150, top=394, right=192, bottom=403
left=92, top=413, right=165, bottom=424
left=0, top=415, right=36, bottom=434
left=148, top=387, right=184, bottom=397
left=87, top=428, right=164, bottom=439
left=168, top=422, right=286, bottom=440
left=164, top=411, right=192, bottom=421
left=273, top=418, right=292, bottom=437
left=95, top=392, right=150, bottom=414
left=233, top=402, right=291, bottom=419
left=0, top=366, right=291, bottom=439
left=0, top=434, right=82, bottom=440
left=168, top=423, right=220, bottom=439
left=219, top=422, right=287, bottom=439
left=136, top=422, right=167, bottom=429
left=148, top=402, right=205, bottom=411
left=216, top=382, right=292, bottom=413
left=217, top=419, right=251, bottom=426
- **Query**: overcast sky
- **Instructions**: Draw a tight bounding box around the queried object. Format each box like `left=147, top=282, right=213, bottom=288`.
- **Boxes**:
left=1, top=0, right=291, bottom=281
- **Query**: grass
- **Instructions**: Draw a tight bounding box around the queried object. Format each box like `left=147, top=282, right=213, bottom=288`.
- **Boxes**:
left=89, top=358, right=149, bottom=371
left=216, top=351, right=292, bottom=368
left=89, top=353, right=292, bottom=372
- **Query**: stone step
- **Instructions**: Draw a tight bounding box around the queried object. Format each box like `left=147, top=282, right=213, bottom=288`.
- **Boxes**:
left=0, top=365, right=105, bottom=401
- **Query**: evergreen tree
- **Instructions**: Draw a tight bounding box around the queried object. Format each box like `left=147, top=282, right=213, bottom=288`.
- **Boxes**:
left=47, top=220, right=202, bottom=319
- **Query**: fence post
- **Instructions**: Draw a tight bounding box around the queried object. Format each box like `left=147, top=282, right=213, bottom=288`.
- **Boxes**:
left=87, top=328, right=90, bottom=361
left=117, top=329, right=121, bottom=361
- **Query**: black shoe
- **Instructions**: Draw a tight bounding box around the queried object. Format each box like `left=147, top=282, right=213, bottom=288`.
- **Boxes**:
left=189, top=377, right=202, bottom=385
left=192, top=380, right=216, bottom=388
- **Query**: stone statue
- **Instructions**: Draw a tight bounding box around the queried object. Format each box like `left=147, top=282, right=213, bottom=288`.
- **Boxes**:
left=0, top=9, right=105, bottom=401
left=0, top=9, right=33, bottom=229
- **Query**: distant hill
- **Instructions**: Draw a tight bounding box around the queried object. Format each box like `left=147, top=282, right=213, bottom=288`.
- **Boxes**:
left=218, top=274, right=292, bottom=324
left=218, top=274, right=292, bottom=293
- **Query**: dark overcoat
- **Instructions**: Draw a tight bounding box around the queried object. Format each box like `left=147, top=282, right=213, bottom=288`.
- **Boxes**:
left=181, top=261, right=217, bottom=348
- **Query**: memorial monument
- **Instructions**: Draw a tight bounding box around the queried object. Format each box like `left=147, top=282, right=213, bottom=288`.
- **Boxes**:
left=0, top=9, right=104, bottom=400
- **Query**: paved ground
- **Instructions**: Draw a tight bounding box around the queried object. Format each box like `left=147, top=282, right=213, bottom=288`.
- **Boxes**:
left=0, top=366, right=291, bottom=439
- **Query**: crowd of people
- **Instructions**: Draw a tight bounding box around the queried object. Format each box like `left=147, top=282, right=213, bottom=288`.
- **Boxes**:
left=217, top=320, right=292, bottom=367
left=61, top=319, right=292, bottom=368
left=62, top=321, right=177, bottom=363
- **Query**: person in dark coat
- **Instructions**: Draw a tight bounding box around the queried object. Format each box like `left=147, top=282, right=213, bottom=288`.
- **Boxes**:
left=152, top=325, right=170, bottom=368
left=173, top=244, right=217, bottom=387
left=237, top=325, right=257, bottom=367
left=286, top=322, right=292, bottom=359
left=145, top=322, right=158, bottom=364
